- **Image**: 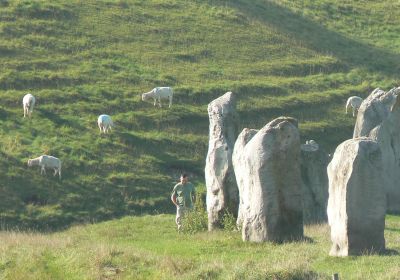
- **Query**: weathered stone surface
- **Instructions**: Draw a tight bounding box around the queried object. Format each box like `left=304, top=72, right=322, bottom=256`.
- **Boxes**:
left=205, top=91, right=239, bottom=231
left=232, top=128, right=258, bottom=229
left=353, top=87, right=397, bottom=138
left=353, top=87, right=400, bottom=213
left=241, top=117, right=303, bottom=242
left=300, top=140, right=329, bottom=224
left=327, top=138, right=386, bottom=256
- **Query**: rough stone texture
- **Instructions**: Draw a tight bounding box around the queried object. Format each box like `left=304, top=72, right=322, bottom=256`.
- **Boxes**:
left=241, top=117, right=303, bottom=243
left=327, top=138, right=386, bottom=256
left=232, top=128, right=258, bottom=229
left=353, top=87, right=400, bottom=213
left=353, top=88, right=397, bottom=138
left=205, top=91, right=239, bottom=231
left=300, top=140, right=329, bottom=224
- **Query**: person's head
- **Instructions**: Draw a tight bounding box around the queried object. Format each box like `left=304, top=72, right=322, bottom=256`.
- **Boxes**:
left=180, top=173, right=188, bottom=184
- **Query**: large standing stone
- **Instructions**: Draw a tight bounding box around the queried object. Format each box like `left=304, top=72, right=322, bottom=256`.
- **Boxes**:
left=300, top=140, right=329, bottom=224
left=353, top=87, right=400, bottom=213
left=327, top=138, right=386, bottom=256
left=241, top=117, right=303, bottom=243
left=353, top=87, right=397, bottom=138
left=205, top=91, right=239, bottom=231
left=232, top=128, right=258, bottom=229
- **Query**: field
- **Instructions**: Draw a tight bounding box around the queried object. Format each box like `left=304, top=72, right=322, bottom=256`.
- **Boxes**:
left=1, top=214, right=400, bottom=279
left=1, top=0, right=400, bottom=278
left=1, top=0, right=399, bottom=229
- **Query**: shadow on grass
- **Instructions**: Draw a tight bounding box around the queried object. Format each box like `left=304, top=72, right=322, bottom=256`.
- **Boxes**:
left=265, top=270, right=326, bottom=280
left=117, top=131, right=203, bottom=172
left=301, top=236, right=314, bottom=244
left=37, top=108, right=84, bottom=129
left=0, top=193, right=174, bottom=233
left=0, top=132, right=194, bottom=232
left=381, top=249, right=399, bottom=256
left=217, top=0, right=400, bottom=75
left=386, top=227, right=400, bottom=233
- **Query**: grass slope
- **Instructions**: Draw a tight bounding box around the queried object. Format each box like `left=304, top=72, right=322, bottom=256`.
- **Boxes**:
left=0, top=0, right=400, bottom=228
left=1, top=214, right=400, bottom=279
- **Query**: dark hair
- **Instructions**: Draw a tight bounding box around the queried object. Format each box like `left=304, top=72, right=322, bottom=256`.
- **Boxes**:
left=180, top=173, right=188, bottom=178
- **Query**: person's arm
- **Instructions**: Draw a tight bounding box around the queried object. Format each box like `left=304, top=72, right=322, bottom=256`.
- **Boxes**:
left=171, top=191, right=178, bottom=206
left=191, top=184, right=196, bottom=205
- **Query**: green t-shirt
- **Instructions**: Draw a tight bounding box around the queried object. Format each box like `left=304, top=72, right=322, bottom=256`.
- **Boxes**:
left=172, top=182, right=195, bottom=208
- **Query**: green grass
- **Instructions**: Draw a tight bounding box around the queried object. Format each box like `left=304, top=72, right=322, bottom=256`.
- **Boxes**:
left=2, top=1, right=400, bottom=278
left=1, top=214, right=400, bottom=279
left=1, top=0, right=400, bottom=229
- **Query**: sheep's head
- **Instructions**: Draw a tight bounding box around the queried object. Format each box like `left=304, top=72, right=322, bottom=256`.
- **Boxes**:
left=27, top=159, right=32, bottom=166
left=142, top=93, right=148, bottom=101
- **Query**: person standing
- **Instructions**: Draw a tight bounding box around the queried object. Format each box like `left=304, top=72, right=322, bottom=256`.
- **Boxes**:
left=171, top=173, right=196, bottom=231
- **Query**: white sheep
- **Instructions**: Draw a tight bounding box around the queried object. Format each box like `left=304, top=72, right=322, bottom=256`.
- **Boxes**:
left=97, top=114, right=114, bottom=134
left=345, top=96, right=363, bottom=117
left=142, top=87, right=173, bottom=108
left=28, top=155, right=62, bottom=179
left=23, top=93, right=36, bottom=118
left=301, top=139, right=319, bottom=152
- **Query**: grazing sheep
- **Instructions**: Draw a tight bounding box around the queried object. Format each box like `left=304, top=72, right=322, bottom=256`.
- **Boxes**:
left=97, top=114, right=114, bottom=134
left=141, top=87, right=173, bottom=108
left=28, top=155, right=62, bottom=179
left=23, top=93, right=36, bottom=118
left=346, top=96, right=363, bottom=117
left=301, top=139, right=319, bottom=152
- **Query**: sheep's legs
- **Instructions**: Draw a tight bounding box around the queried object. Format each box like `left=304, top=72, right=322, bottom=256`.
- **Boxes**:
left=54, top=168, right=61, bottom=179
left=99, top=124, right=108, bottom=134
left=41, top=166, right=46, bottom=175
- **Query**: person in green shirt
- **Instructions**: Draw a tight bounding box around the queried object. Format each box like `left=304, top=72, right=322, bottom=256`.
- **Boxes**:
left=171, top=173, right=196, bottom=231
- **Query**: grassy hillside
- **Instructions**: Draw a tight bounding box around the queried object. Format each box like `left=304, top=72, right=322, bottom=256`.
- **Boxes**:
left=1, top=214, right=400, bottom=279
left=1, top=0, right=400, bottom=229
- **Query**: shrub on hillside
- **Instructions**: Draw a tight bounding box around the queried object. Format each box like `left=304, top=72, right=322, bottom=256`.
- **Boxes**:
left=221, top=210, right=236, bottom=231
left=181, top=193, right=208, bottom=234
left=181, top=188, right=237, bottom=233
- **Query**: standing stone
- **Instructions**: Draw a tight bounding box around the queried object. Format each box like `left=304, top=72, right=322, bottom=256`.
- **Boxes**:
left=205, top=91, right=239, bottom=231
left=353, top=87, right=400, bottom=213
left=241, top=117, right=303, bottom=242
left=353, top=87, right=397, bottom=138
left=327, top=138, right=386, bottom=256
left=300, top=140, right=329, bottom=224
left=232, top=128, right=258, bottom=229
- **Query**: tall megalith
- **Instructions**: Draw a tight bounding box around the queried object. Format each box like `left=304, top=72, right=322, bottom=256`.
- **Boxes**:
left=353, top=87, right=400, bottom=213
left=232, top=128, right=258, bottom=229
left=205, top=91, right=239, bottom=230
left=300, top=140, right=329, bottom=224
left=241, top=117, right=303, bottom=242
left=327, top=138, right=386, bottom=256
